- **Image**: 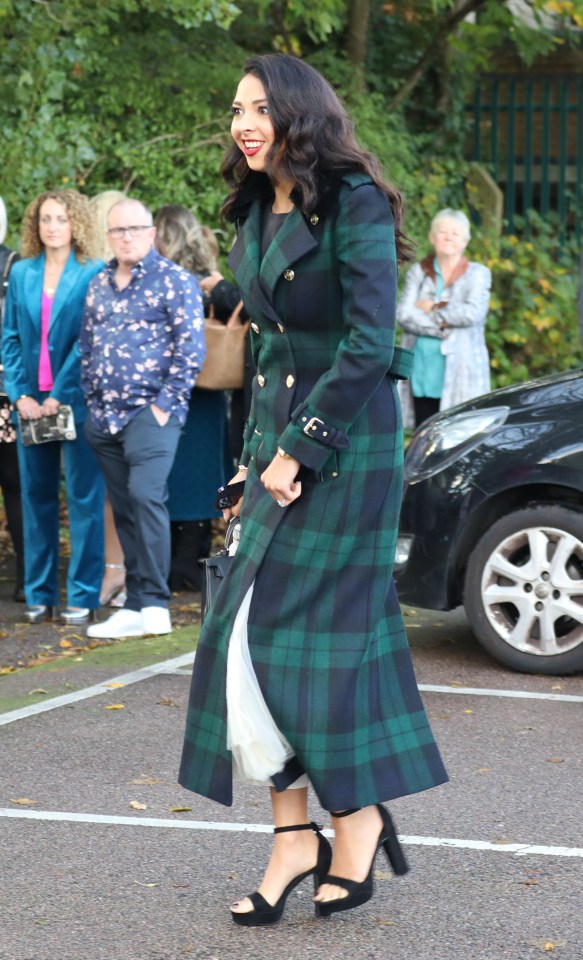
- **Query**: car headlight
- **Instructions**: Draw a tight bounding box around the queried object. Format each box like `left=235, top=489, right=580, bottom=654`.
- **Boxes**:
left=404, top=407, right=509, bottom=484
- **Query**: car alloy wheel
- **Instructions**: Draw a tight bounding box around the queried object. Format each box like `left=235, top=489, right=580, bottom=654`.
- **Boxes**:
left=464, top=505, right=583, bottom=674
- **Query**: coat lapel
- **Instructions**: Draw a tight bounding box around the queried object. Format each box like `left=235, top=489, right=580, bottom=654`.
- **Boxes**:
left=23, top=255, right=45, bottom=331
left=259, top=206, right=317, bottom=303
left=228, top=201, right=318, bottom=326
left=49, top=250, right=79, bottom=329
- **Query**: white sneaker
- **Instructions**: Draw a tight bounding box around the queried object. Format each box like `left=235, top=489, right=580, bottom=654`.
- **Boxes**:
left=142, top=606, right=172, bottom=636
left=86, top=609, right=145, bottom=639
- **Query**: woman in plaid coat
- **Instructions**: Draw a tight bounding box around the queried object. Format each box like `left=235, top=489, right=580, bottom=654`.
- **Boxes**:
left=179, top=54, right=447, bottom=924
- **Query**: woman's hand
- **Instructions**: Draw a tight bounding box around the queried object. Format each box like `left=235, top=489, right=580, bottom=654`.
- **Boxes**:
left=415, top=299, right=434, bottom=314
left=16, top=396, right=43, bottom=420
left=222, top=469, right=248, bottom=522
left=41, top=397, right=60, bottom=417
left=260, top=454, right=302, bottom=508
left=150, top=403, right=170, bottom=426
left=199, top=271, right=223, bottom=296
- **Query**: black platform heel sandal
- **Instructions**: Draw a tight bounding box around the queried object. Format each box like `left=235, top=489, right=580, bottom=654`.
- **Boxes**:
left=314, top=805, right=409, bottom=919
left=230, top=821, right=332, bottom=927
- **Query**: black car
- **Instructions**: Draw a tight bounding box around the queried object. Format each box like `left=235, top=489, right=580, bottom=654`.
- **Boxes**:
left=395, top=369, right=583, bottom=675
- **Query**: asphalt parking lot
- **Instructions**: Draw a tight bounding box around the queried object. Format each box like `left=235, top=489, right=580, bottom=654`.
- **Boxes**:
left=1, top=591, right=582, bottom=960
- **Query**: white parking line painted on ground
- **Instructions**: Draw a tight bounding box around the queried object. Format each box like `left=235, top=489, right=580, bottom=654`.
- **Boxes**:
left=0, top=652, right=195, bottom=726
left=418, top=684, right=583, bottom=704
left=1, top=650, right=582, bottom=727
left=1, top=808, right=581, bottom=859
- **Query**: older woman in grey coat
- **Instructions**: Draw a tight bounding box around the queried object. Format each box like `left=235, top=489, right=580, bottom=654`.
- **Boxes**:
left=397, top=209, right=491, bottom=428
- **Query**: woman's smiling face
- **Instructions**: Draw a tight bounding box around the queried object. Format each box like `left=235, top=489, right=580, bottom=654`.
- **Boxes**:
left=231, top=73, right=275, bottom=173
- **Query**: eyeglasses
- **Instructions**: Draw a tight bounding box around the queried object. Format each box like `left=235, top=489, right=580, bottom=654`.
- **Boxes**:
left=107, top=225, right=153, bottom=238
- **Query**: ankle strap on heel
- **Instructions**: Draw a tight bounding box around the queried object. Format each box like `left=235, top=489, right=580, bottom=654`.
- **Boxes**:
left=273, top=820, right=321, bottom=835
left=330, top=807, right=361, bottom=818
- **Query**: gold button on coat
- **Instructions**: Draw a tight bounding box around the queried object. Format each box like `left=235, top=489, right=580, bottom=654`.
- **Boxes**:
left=251, top=322, right=260, bottom=334
left=310, top=214, right=319, bottom=225
left=283, top=268, right=295, bottom=281
left=277, top=323, right=285, bottom=333
left=257, top=374, right=266, bottom=387
left=286, top=375, right=295, bottom=389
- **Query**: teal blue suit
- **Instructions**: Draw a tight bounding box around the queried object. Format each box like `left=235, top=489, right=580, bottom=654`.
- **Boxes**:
left=2, top=251, right=106, bottom=608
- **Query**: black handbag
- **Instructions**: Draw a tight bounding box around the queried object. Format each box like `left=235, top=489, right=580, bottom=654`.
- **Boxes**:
left=201, top=518, right=239, bottom=622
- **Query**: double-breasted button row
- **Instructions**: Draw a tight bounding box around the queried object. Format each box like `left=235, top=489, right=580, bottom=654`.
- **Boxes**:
left=283, top=268, right=295, bottom=281
left=251, top=322, right=286, bottom=334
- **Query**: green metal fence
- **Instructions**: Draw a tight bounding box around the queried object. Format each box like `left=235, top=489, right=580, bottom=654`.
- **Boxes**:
left=470, top=74, right=583, bottom=239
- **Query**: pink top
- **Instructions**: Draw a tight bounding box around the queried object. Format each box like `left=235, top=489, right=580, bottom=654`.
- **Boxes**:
left=39, top=291, right=54, bottom=392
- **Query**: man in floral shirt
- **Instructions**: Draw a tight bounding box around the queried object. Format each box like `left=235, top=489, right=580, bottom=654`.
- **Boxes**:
left=80, top=198, right=205, bottom=639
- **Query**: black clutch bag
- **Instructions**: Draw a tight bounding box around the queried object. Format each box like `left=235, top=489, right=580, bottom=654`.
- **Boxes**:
left=18, top=405, right=76, bottom=446
left=200, top=518, right=239, bottom=622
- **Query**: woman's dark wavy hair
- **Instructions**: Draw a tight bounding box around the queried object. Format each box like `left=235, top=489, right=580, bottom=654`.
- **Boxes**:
left=221, top=53, right=413, bottom=262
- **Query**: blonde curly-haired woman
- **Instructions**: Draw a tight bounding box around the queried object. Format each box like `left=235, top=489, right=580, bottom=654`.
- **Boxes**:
left=2, top=189, right=105, bottom=624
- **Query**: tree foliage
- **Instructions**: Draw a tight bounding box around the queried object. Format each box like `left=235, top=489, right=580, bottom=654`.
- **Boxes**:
left=1, top=0, right=582, bottom=387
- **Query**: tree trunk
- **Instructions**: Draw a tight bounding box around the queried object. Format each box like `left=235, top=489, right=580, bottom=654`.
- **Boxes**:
left=345, top=0, right=370, bottom=92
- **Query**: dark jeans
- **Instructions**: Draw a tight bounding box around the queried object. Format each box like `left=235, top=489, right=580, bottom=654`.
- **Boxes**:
left=85, top=407, right=181, bottom=611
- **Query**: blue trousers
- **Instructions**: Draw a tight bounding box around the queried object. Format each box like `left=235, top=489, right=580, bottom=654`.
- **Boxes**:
left=17, top=426, right=105, bottom=608
left=85, top=407, right=181, bottom=611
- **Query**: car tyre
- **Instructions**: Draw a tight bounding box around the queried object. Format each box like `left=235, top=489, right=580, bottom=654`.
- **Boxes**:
left=464, top=504, right=583, bottom=675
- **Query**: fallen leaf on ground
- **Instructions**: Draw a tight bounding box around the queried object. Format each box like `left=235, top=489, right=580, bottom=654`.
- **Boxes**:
left=59, top=639, right=73, bottom=648
left=105, top=682, right=125, bottom=689
left=169, top=806, right=192, bottom=813
left=525, top=939, right=566, bottom=952
left=476, top=767, right=493, bottom=773
left=10, top=798, right=36, bottom=805
left=464, top=709, right=474, bottom=714
left=0, top=666, right=16, bottom=675
left=157, top=698, right=178, bottom=707
left=546, top=758, right=564, bottom=763
left=105, top=704, right=125, bottom=710
left=129, top=801, right=147, bottom=810
left=130, top=776, right=163, bottom=786
left=28, top=689, right=47, bottom=695
left=133, top=880, right=159, bottom=887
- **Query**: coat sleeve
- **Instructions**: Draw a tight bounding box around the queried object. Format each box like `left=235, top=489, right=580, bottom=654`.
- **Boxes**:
left=435, top=263, right=491, bottom=328
left=396, top=262, right=446, bottom=338
left=1, top=262, right=33, bottom=402
left=277, top=181, right=400, bottom=471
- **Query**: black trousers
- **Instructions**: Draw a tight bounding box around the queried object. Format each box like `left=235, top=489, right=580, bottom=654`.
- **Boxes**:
left=85, top=408, right=181, bottom=611
left=413, top=396, right=440, bottom=429
left=0, top=440, right=24, bottom=587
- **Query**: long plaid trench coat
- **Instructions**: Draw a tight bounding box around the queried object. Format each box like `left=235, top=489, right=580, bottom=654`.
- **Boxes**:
left=179, top=171, right=447, bottom=810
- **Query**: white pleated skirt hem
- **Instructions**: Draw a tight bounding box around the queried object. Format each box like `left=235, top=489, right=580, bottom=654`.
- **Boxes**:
left=226, top=582, right=308, bottom=789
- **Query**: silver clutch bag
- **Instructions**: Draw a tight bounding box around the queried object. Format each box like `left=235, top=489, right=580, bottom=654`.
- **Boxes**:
left=18, top=404, right=76, bottom=446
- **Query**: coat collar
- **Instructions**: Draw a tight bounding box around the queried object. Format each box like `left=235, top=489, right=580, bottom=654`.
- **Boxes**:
left=420, top=253, right=469, bottom=286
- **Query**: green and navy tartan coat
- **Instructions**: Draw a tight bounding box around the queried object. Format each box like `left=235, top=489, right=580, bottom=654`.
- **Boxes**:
left=179, top=171, right=448, bottom=809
